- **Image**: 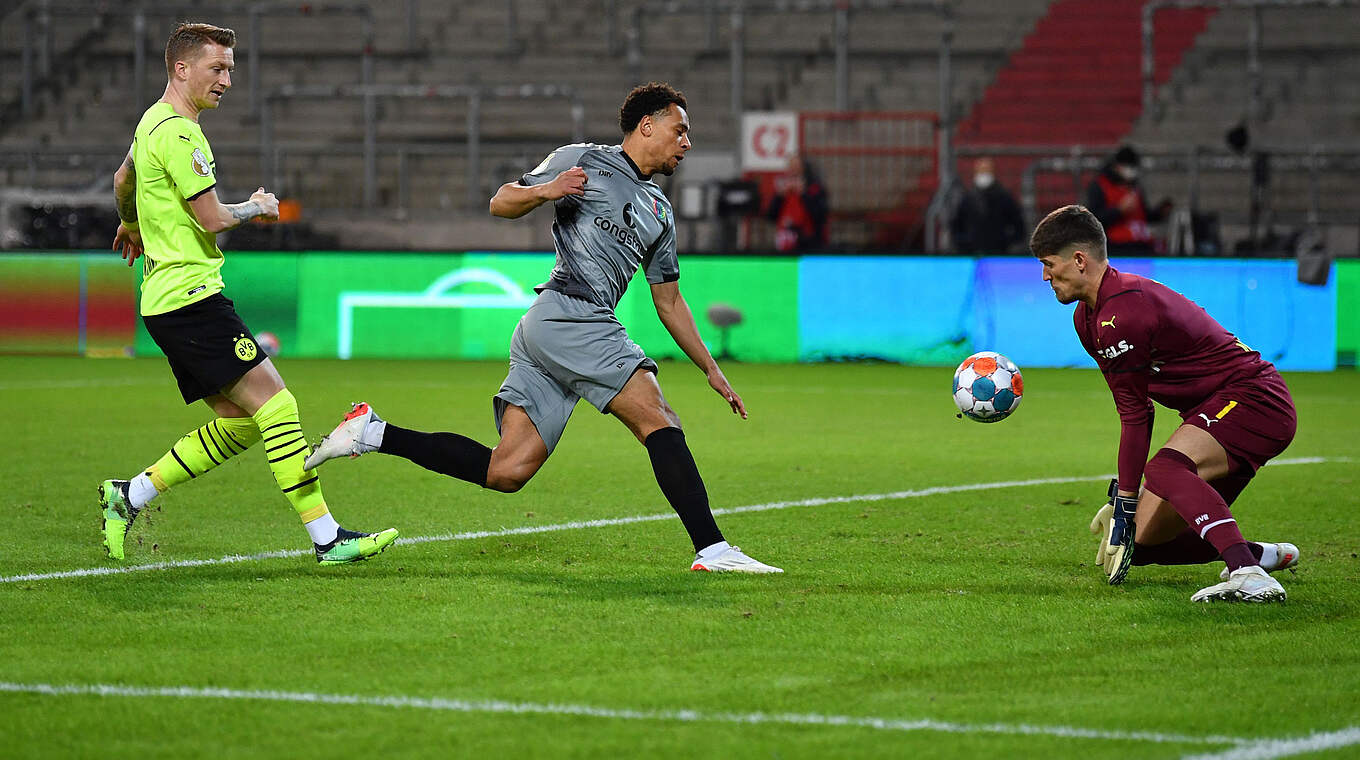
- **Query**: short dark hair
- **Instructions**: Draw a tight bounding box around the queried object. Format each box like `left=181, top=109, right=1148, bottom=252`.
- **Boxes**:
left=619, top=82, right=687, bottom=134
left=1030, top=205, right=1107, bottom=261
left=165, top=22, right=235, bottom=77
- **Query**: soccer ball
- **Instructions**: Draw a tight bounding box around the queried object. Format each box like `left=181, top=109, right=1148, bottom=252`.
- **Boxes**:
left=256, top=331, right=281, bottom=357
left=952, top=351, right=1023, bottom=423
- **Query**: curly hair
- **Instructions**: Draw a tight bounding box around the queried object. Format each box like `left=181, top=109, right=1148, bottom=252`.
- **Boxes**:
left=165, top=22, right=236, bottom=77
left=618, top=82, right=687, bottom=134
left=1029, top=205, right=1107, bottom=261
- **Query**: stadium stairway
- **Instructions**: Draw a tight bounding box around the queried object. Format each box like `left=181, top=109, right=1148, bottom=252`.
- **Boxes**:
left=958, top=0, right=1213, bottom=146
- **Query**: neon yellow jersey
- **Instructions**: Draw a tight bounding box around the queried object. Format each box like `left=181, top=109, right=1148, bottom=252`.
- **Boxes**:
left=131, top=101, right=223, bottom=316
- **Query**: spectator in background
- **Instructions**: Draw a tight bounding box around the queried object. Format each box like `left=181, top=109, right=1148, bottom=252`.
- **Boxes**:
left=951, top=157, right=1024, bottom=254
left=1086, top=145, right=1173, bottom=256
left=766, top=155, right=828, bottom=252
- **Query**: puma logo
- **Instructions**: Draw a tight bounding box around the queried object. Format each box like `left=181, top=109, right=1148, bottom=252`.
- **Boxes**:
left=1100, top=315, right=1117, bottom=328
left=1197, top=413, right=1219, bottom=427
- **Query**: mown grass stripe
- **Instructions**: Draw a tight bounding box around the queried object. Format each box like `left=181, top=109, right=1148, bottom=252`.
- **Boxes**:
left=1, top=457, right=1344, bottom=586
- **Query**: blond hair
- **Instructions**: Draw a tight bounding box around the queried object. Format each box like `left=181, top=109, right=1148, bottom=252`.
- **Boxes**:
left=165, top=22, right=235, bottom=77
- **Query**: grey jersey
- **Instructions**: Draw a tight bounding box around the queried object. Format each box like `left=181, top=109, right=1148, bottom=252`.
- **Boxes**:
left=520, top=143, right=679, bottom=311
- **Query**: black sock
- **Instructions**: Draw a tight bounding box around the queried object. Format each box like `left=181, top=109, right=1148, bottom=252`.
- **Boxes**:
left=644, top=427, right=724, bottom=553
left=379, top=423, right=492, bottom=488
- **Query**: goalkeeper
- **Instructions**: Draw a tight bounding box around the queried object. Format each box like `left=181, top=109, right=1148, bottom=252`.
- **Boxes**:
left=1030, top=206, right=1298, bottom=603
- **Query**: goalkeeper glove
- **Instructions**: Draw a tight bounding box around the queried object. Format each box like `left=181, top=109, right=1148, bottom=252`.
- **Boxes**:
left=1088, top=478, right=1137, bottom=585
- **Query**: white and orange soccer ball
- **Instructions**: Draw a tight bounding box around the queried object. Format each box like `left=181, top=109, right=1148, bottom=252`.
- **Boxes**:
left=952, top=351, right=1023, bottom=423
left=256, top=331, right=281, bottom=357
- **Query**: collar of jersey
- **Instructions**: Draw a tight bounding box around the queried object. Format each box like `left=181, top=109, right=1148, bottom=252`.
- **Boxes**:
left=618, top=148, right=650, bottom=181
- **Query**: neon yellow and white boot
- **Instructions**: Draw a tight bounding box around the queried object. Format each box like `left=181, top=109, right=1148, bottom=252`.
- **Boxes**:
left=315, top=527, right=399, bottom=565
left=98, top=479, right=141, bottom=560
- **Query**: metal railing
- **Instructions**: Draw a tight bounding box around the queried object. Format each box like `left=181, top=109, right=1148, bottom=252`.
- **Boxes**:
left=1017, top=146, right=1360, bottom=250
left=260, top=83, right=585, bottom=208
left=0, top=140, right=559, bottom=220
left=6, top=142, right=1360, bottom=250
left=255, top=142, right=552, bottom=216
left=0, top=147, right=126, bottom=189
left=922, top=143, right=1360, bottom=253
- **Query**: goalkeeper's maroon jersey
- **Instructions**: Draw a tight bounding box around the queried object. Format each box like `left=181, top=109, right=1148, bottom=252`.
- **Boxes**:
left=1074, top=266, right=1277, bottom=491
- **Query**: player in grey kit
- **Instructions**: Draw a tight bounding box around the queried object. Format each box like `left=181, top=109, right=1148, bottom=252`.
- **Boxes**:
left=306, top=82, right=780, bottom=573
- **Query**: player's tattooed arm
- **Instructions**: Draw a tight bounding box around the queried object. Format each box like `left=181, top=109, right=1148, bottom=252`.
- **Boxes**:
left=190, top=186, right=279, bottom=233
left=113, top=152, right=137, bottom=224
left=112, top=151, right=145, bottom=265
left=227, top=187, right=280, bottom=228
left=226, top=200, right=263, bottom=224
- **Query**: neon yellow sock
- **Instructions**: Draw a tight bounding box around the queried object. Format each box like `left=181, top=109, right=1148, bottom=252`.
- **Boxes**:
left=145, top=416, right=262, bottom=493
left=252, top=389, right=329, bottom=523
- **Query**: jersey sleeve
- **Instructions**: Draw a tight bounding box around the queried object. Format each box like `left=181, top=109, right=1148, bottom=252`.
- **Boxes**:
left=156, top=126, right=217, bottom=200
left=520, top=144, right=588, bottom=188
left=643, top=212, right=679, bottom=284
left=1092, top=292, right=1158, bottom=492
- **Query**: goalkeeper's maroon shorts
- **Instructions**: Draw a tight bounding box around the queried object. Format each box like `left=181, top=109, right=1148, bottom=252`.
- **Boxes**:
left=1180, top=369, right=1296, bottom=505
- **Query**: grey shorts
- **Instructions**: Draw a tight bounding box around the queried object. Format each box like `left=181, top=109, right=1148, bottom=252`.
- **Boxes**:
left=494, top=289, right=657, bottom=453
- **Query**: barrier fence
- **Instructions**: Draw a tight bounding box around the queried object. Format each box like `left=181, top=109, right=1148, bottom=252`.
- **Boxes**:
left=2, top=251, right=1352, bottom=370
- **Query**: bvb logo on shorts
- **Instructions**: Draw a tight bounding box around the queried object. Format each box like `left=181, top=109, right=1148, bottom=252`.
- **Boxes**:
left=233, top=334, right=258, bottom=362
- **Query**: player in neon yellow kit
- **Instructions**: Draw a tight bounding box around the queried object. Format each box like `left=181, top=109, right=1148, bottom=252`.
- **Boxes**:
left=103, top=22, right=397, bottom=564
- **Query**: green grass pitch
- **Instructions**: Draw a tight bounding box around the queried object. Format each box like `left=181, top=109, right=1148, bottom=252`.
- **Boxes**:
left=2, top=356, right=1358, bottom=759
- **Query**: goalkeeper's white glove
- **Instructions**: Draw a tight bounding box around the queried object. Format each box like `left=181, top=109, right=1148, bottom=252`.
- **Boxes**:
left=1089, top=478, right=1137, bottom=585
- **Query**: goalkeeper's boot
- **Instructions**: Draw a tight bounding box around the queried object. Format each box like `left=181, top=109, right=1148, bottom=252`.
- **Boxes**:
left=691, top=545, right=783, bottom=574
left=1220, top=542, right=1299, bottom=580
left=1191, top=565, right=1286, bottom=603
left=304, top=402, right=384, bottom=470
left=315, top=526, right=399, bottom=565
left=98, top=479, right=140, bottom=560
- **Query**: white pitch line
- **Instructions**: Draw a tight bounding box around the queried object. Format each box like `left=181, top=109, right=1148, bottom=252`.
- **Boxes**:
left=1181, top=726, right=1360, bottom=760
left=1, top=456, right=1344, bottom=585
left=0, top=681, right=1251, bottom=748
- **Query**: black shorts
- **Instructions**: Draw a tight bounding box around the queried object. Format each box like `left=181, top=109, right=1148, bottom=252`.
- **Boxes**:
left=142, top=293, right=267, bottom=404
